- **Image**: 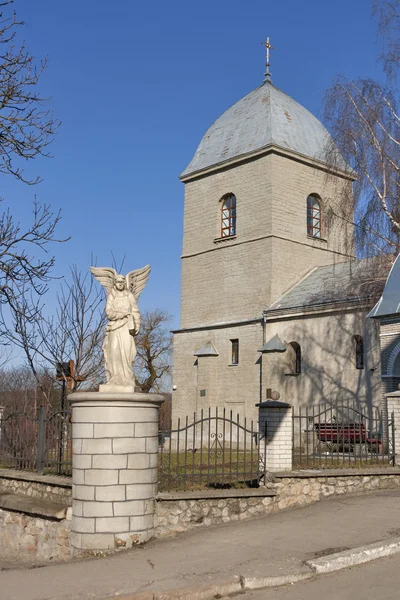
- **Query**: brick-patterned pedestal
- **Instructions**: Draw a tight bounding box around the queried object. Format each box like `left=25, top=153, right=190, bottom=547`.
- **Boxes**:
left=70, top=392, right=164, bottom=554
left=387, top=391, right=400, bottom=463
left=257, top=400, right=292, bottom=473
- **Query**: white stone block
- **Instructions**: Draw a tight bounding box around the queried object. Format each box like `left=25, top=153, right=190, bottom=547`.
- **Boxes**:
left=96, top=516, right=129, bottom=533
left=73, top=485, right=95, bottom=501
left=96, top=485, right=126, bottom=502
left=94, top=423, right=135, bottom=438
left=92, top=454, right=128, bottom=469
left=73, top=455, right=92, bottom=469
left=112, top=438, right=146, bottom=454
left=113, top=500, right=145, bottom=516
left=134, top=422, right=158, bottom=437
left=149, top=454, right=158, bottom=468
left=72, top=439, right=82, bottom=454
left=73, top=423, right=94, bottom=438
left=130, top=514, right=154, bottom=530
left=70, top=532, right=82, bottom=549
left=83, top=502, right=113, bottom=517
left=127, top=454, right=150, bottom=469
left=126, top=484, right=156, bottom=500
left=144, top=499, right=154, bottom=515
left=145, top=437, right=158, bottom=454
left=73, top=406, right=157, bottom=424
left=73, top=500, right=84, bottom=517
left=119, top=469, right=157, bottom=485
left=72, top=516, right=95, bottom=533
left=82, top=438, right=112, bottom=455
left=85, top=470, right=119, bottom=486
left=73, top=469, right=85, bottom=485
left=80, top=533, right=115, bottom=550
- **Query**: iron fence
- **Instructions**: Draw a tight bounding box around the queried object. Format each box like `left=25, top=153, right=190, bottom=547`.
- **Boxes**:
left=0, top=407, right=72, bottom=476
left=0, top=411, right=38, bottom=471
left=158, top=408, right=266, bottom=492
left=292, top=402, right=395, bottom=469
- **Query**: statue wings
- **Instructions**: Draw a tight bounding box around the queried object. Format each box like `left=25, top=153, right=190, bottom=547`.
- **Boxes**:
left=90, top=264, right=151, bottom=300
left=90, top=267, right=117, bottom=294
left=126, top=265, right=151, bottom=301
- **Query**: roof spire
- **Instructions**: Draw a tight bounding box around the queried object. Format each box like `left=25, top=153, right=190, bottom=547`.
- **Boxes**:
left=262, top=36, right=273, bottom=83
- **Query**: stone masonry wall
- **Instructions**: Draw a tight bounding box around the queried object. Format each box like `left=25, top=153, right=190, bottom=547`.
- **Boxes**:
left=0, top=508, right=70, bottom=562
left=1, top=470, right=400, bottom=559
left=0, top=471, right=71, bottom=505
left=155, top=471, right=400, bottom=538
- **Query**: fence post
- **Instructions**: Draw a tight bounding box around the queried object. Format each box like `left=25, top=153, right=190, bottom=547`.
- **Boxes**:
left=257, top=400, right=292, bottom=473
left=0, top=405, right=4, bottom=445
left=37, top=406, right=47, bottom=474
left=391, top=411, right=396, bottom=466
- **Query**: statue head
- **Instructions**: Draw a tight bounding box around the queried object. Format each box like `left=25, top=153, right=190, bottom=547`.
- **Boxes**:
left=114, top=275, right=126, bottom=292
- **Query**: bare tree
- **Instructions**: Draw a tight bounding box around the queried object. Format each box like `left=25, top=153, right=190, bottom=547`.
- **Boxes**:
left=0, top=199, right=65, bottom=318
left=3, top=266, right=106, bottom=405
left=0, top=1, right=59, bottom=184
left=374, top=0, right=400, bottom=81
left=134, top=310, right=173, bottom=393
left=323, top=0, right=400, bottom=265
left=0, top=1, right=62, bottom=340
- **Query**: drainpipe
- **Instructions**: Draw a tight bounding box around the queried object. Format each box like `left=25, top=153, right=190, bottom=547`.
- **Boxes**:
left=260, top=312, right=267, bottom=403
left=262, top=312, right=267, bottom=344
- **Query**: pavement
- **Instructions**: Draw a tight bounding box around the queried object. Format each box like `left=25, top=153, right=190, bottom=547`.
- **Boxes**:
left=2, top=488, right=400, bottom=600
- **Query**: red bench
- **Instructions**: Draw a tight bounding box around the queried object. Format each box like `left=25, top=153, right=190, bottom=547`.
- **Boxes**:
left=314, top=422, right=380, bottom=448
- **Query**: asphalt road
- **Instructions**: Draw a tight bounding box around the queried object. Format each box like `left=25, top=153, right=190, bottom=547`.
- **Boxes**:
left=237, top=554, right=400, bottom=600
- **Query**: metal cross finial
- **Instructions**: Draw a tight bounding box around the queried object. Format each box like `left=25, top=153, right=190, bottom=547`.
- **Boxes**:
left=262, top=36, right=273, bottom=83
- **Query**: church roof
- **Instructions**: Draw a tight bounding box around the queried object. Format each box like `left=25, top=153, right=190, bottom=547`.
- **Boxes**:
left=266, top=258, right=389, bottom=314
left=181, top=81, right=346, bottom=179
left=368, top=253, right=400, bottom=318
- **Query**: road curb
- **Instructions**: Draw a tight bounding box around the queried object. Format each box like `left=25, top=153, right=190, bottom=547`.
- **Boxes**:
left=104, top=572, right=312, bottom=600
left=104, top=537, right=400, bottom=600
left=305, top=536, right=400, bottom=574
left=242, top=571, right=313, bottom=590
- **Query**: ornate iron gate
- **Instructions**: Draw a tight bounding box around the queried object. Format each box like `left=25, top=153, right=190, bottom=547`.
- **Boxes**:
left=158, top=408, right=266, bottom=491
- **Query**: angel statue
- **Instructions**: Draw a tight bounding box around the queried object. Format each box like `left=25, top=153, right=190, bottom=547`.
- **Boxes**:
left=90, top=265, right=151, bottom=389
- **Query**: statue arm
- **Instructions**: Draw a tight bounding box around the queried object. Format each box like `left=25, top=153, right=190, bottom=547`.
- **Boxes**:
left=105, top=295, right=126, bottom=321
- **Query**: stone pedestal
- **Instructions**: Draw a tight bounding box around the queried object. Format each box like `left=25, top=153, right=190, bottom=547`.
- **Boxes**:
left=257, top=400, right=292, bottom=473
left=70, top=391, right=164, bottom=554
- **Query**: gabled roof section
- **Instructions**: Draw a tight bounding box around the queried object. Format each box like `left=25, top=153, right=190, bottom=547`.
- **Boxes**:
left=369, top=253, right=400, bottom=318
left=194, top=342, right=219, bottom=357
left=258, top=334, right=287, bottom=353
left=181, top=81, right=349, bottom=179
left=266, top=257, right=389, bottom=314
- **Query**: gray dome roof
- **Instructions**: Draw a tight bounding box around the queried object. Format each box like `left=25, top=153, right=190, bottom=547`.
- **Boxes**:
left=181, top=81, right=338, bottom=178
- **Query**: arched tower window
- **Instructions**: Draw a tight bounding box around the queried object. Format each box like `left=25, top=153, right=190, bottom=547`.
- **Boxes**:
left=221, top=194, right=236, bottom=238
left=354, top=335, right=364, bottom=370
left=289, top=342, right=301, bottom=374
left=307, top=194, right=321, bottom=238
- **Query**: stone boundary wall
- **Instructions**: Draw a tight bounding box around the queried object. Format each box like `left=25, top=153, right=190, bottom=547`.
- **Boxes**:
left=0, top=508, right=70, bottom=562
left=1, top=469, right=400, bottom=559
left=0, top=469, right=72, bottom=504
left=156, top=469, right=400, bottom=538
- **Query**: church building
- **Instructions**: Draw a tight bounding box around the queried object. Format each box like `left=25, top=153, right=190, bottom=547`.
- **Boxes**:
left=172, top=49, right=384, bottom=424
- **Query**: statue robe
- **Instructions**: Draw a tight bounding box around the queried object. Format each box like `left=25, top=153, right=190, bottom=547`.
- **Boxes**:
left=103, top=290, right=141, bottom=386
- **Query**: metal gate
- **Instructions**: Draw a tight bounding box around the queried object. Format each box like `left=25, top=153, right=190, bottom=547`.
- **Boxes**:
left=159, top=408, right=266, bottom=491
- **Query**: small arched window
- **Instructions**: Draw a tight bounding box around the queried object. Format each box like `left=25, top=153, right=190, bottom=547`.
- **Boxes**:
left=354, top=335, right=364, bottom=370
left=289, top=342, right=302, bottom=374
left=221, top=194, right=236, bottom=238
left=307, top=194, right=321, bottom=238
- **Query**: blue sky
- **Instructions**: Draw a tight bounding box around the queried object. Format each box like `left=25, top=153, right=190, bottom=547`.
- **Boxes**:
left=8, top=0, right=382, bottom=332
